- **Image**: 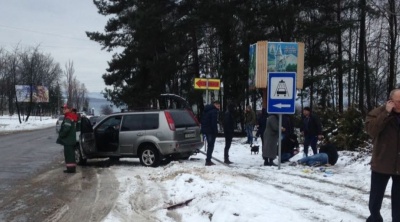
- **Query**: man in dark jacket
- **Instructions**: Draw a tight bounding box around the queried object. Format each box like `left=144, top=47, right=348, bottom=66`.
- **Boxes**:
left=256, top=108, right=267, bottom=147
left=281, top=134, right=299, bottom=163
left=300, top=107, right=323, bottom=156
left=57, top=104, right=77, bottom=173
left=365, top=88, right=400, bottom=222
left=282, top=114, right=294, bottom=139
left=223, top=103, right=235, bottom=164
left=201, top=101, right=220, bottom=166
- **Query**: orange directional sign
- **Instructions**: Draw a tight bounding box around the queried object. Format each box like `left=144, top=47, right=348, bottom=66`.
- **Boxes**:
left=194, top=78, right=220, bottom=90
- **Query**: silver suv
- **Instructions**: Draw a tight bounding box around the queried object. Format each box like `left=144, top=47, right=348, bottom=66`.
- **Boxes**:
left=55, top=115, right=64, bottom=133
left=76, top=109, right=203, bottom=167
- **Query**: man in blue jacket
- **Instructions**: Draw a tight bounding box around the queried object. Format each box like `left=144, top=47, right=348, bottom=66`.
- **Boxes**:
left=201, top=101, right=220, bottom=166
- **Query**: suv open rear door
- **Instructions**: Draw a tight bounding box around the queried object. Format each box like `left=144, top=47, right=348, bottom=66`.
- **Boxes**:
left=80, top=116, right=96, bottom=154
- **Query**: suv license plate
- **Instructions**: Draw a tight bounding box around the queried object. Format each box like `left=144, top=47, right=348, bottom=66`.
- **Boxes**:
left=185, top=133, right=196, bottom=138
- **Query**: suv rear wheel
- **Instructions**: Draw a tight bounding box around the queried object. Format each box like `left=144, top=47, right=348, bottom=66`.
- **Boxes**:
left=139, top=145, right=160, bottom=167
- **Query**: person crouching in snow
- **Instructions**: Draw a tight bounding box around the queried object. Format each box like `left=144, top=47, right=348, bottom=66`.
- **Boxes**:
left=292, top=139, right=338, bottom=167
left=281, top=134, right=299, bottom=163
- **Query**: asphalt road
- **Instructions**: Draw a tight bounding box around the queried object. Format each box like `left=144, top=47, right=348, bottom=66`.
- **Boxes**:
left=0, top=127, right=62, bottom=183
left=0, top=127, right=118, bottom=221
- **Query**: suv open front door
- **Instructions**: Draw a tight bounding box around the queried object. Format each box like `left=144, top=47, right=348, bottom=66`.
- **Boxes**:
left=80, top=116, right=96, bottom=155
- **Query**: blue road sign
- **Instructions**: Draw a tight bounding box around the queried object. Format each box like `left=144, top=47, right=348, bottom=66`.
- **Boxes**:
left=267, top=72, right=296, bottom=114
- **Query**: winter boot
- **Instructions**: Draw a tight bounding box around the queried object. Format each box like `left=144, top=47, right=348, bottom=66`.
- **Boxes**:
left=205, top=161, right=216, bottom=166
left=263, top=158, right=269, bottom=166
left=224, top=158, right=233, bottom=164
left=269, top=158, right=278, bottom=166
left=63, top=167, right=76, bottom=173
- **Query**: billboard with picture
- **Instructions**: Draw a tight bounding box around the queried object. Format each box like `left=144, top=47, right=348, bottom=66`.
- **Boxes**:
left=15, top=85, right=49, bottom=103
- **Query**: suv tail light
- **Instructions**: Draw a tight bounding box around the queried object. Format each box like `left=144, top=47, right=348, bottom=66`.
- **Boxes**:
left=164, top=111, right=176, bottom=131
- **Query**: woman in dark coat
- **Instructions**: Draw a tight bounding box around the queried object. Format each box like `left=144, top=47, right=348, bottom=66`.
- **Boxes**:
left=262, top=114, right=280, bottom=166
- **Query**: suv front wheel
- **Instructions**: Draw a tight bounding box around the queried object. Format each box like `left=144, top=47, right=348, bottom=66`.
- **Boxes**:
left=139, top=145, right=160, bottom=167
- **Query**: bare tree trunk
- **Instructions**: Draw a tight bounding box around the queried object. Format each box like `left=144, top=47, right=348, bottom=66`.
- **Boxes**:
left=358, top=0, right=366, bottom=114
left=347, top=28, right=353, bottom=107
left=364, top=44, right=372, bottom=111
left=190, top=28, right=203, bottom=119
left=64, top=61, right=75, bottom=107
left=336, top=0, right=344, bottom=113
left=8, top=49, right=22, bottom=123
left=387, top=0, right=397, bottom=95
left=310, top=66, right=314, bottom=108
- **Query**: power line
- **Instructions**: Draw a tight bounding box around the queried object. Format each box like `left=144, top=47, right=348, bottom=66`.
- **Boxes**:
left=0, top=40, right=103, bottom=51
left=0, top=24, right=93, bottom=42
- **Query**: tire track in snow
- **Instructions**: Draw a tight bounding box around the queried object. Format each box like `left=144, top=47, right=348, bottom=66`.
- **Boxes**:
left=205, top=152, right=378, bottom=221
left=237, top=171, right=368, bottom=221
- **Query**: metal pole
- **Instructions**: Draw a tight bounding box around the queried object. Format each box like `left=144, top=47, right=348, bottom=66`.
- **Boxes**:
left=278, top=114, right=282, bottom=169
left=206, top=78, right=209, bottom=104
left=57, top=81, right=60, bottom=116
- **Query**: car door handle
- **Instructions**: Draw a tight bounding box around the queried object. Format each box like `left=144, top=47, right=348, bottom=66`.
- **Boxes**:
left=137, top=133, right=144, bottom=136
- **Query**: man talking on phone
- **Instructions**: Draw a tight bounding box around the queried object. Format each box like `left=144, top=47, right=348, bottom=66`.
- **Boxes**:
left=365, top=88, right=400, bottom=222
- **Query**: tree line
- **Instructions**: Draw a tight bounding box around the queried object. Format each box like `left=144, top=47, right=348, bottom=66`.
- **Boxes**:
left=87, top=0, right=399, bottom=150
left=86, top=0, right=400, bottom=113
left=0, top=46, right=90, bottom=122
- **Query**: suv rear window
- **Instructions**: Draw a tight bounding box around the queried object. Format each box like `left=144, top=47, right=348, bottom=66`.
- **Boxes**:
left=168, top=110, right=197, bottom=128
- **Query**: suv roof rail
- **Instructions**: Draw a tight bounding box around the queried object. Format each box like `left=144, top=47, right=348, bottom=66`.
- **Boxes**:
left=158, top=94, right=191, bottom=110
left=124, top=94, right=191, bottom=112
left=121, top=107, right=160, bottom=112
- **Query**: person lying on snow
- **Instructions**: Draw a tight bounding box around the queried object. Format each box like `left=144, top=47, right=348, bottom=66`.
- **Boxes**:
left=290, top=138, right=338, bottom=167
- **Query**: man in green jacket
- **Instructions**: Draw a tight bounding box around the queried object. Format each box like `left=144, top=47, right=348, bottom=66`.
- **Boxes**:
left=365, top=88, right=400, bottom=222
left=57, top=104, right=78, bottom=173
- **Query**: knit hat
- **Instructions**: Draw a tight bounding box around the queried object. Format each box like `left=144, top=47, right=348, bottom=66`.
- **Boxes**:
left=303, top=107, right=311, bottom=112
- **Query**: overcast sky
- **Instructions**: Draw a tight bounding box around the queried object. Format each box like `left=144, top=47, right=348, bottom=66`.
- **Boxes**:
left=0, top=0, right=113, bottom=93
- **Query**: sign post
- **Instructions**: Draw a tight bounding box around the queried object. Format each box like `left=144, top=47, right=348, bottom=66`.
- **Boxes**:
left=194, top=78, right=221, bottom=104
left=194, top=78, right=220, bottom=90
left=267, top=72, right=296, bottom=169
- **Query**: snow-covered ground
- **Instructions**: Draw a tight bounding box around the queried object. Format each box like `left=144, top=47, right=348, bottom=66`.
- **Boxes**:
left=0, top=115, right=392, bottom=221
left=0, top=115, right=56, bottom=133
